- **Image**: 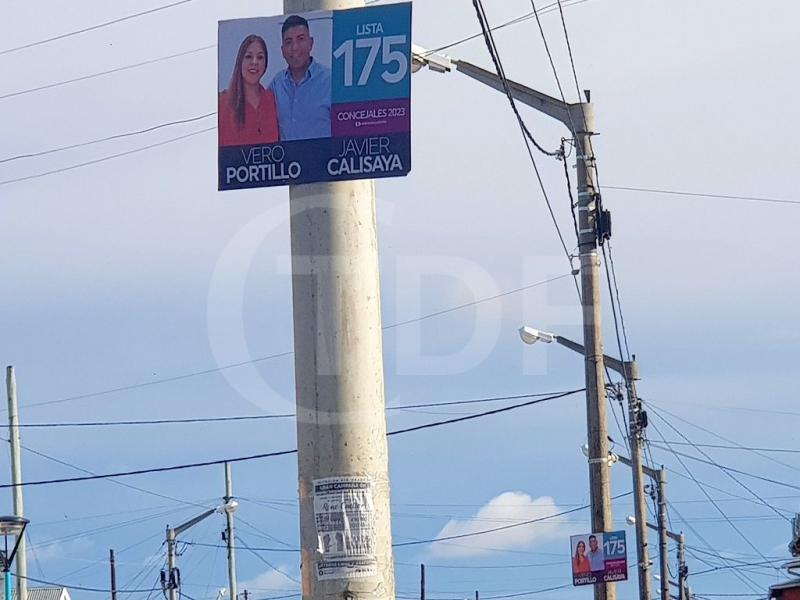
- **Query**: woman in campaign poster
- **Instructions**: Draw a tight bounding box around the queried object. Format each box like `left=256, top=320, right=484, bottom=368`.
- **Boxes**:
left=219, top=34, right=280, bottom=146
left=573, top=539, right=591, bottom=574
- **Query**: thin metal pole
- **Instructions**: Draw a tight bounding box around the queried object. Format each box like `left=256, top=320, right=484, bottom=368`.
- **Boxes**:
left=5, top=570, right=11, bottom=600
left=166, top=527, right=178, bottom=600
left=656, top=469, right=669, bottom=600
left=224, top=463, right=238, bottom=600
left=572, top=101, right=615, bottom=600
left=626, top=370, right=652, bottom=600
left=420, top=564, right=425, bottom=600
left=285, top=4, right=395, bottom=600
left=6, top=367, right=27, bottom=600
left=110, top=549, right=118, bottom=600
left=677, top=534, right=687, bottom=600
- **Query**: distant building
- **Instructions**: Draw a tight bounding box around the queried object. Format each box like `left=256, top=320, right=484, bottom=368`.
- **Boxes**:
left=769, top=516, right=800, bottom=600
left=1, top=587, right=72, bottom=600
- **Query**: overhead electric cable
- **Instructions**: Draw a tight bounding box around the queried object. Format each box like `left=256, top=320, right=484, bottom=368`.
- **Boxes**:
left=0, top=0, right=200, bottom=56
left=14, top=390, right=573, bottom=428
left=655, top=441, right=800, bottom=455
left=0, top=389, right=583, bottom=489
left=0, top=127, right=214, bottom=187
left=668, top=502, right=765, bottom=593
left=2, top=434, right=206, bottom=508
left=428, top=0, right=593, bottom=55
left=394, top=492, right=631, bottom=547
left=8, top=274, right=570, bottom=412
left=646, top=407, right=793, bottom=521
left=605, top=241, right=631, bottom=359
left=0, top=45, right=214, bottom=101
left=0, top=112, right=215, bottom=164
left=605, top=185, right=800, bottom=207
left=650, top=438, right=800, bottom=490
left=649, top=402, right=800, bottom=473
left=646, top=418, right=780, bottom=580
left=471, top=0, right=580, bottom=297
left=237, top=536, right=301, bottom=585
left=14, top=573, right=157, bottom=594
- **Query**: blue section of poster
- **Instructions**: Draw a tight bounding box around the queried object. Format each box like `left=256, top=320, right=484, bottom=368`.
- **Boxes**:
left=331, top=3, right=412, bottom=103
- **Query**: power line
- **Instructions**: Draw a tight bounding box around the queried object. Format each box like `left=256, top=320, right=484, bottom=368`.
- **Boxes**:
left=605, top=185, right=800, bottom=207
left=0, top=127, right=215, bottom=187
left=471, top=0, right=580, bottom=298
left=654, top=441, right=800, bottom=455
left=0, top=45, right=214, bottom=101
left=0, top=112, right=215, bottom=164
left=648, top=402, right=800, bottom=474
left=650, top=440, right=800, bottom=491
left=0, top=389, right=583, bottom=489
left=237, top=536, right=301, bottom=585
left=646, top=417, right=781, bottom=580
left=14, top=573, right=157, bottom=594
left=7, top=434, right=210, bottom=508
left=0, top=0, right=200, bottom=56
left=427, top=0, right=594, bottom=55
left=387, top=388, right=582, bottom=436
left=647, top=422, right=768, bottom=593
left=394, top=492, right=631, bottom=547
left=14, top=389, right=575, bottom=428
left=8, top=274, right=569, bottom=412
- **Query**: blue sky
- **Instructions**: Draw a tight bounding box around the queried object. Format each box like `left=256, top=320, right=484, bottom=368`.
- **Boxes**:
left=1, top=1, right=799, bottom=600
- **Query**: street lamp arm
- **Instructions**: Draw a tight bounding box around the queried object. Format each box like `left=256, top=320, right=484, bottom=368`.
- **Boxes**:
left=451, top=59, right=574, bottom=127
left=553, top=335, right=631, bottom=380
left=410, top=44, right=575, bottom=128
left=170, top=508, right=216, bottom=537
left=614, top=452, right=660, bottom=480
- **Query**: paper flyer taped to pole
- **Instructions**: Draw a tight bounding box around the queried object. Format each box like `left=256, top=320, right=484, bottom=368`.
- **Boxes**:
left=313, top=476, right=378, bottom=581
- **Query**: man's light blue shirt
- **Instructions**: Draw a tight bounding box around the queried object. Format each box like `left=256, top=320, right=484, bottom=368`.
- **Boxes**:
left=588, top=549, right=605, bottom=571
left=269, top=59, right=331, bottom=141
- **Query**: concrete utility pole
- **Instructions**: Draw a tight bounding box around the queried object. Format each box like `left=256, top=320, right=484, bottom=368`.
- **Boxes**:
left=6, top=366, right=27, bottom=600
left=285, top=2, right=395, bottom=600
left=571, top=104, right=617, bottom=600
left=616, top=362, right=652, bottom=600
left=656, top=469, right=670, bottom=600
left=617, top=454, right=673, bottom=600
left=110, top=549, right=118, bottom=600
left=224, top=463, right=238, bottom=600
left=413, top=54, right=616, bottom=600
left=164, top=507, right=218, bottom=600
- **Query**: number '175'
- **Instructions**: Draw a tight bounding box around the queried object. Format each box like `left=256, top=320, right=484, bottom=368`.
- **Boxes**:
left=334, top=35, right=408, bottom=86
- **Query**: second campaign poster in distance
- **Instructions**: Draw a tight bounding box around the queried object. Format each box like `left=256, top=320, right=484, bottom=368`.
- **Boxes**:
left=218, top=2, right=412, bottom=191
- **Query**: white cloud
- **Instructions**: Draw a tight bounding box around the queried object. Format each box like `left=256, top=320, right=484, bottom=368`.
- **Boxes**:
left=429, top=491, right=571, bottom=557
left=32, top=537, right=95, bottom=562
left=240, top=566, right=300, bottom=594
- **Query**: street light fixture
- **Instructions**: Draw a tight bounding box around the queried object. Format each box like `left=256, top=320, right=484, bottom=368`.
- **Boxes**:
left=0, top=516, right=29, bottom=600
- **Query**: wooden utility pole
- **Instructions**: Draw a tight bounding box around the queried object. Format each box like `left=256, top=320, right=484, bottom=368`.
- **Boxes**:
left=420, top=564, right=425, bottom=600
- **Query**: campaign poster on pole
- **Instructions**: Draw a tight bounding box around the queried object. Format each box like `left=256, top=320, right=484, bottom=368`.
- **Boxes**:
left=313, top=476, right=378, bottom=581
left=569, top=530, right=628, bottom=586
left=217, top=2, right=412, bottom=190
